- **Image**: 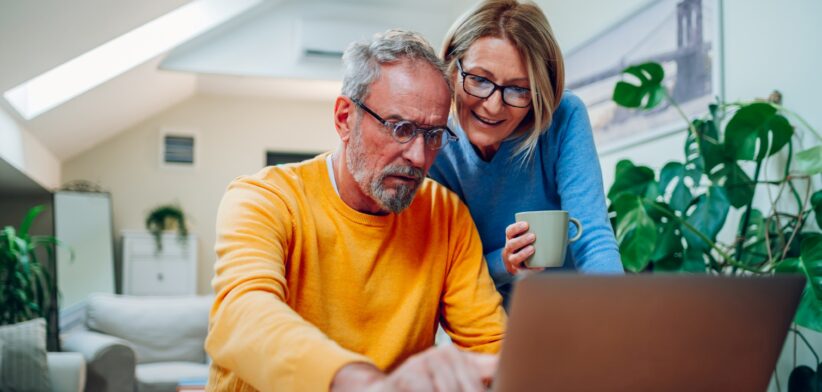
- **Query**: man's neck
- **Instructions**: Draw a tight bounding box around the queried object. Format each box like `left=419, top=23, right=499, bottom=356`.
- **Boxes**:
left=331, top=151, right=389, bottom=215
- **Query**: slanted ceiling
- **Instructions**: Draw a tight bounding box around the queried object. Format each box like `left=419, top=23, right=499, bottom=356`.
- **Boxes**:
left=0, top=0, right=476, bottom=161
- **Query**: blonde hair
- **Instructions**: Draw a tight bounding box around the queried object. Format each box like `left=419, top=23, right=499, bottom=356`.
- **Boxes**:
left=441, top=0, right=565, bottom=162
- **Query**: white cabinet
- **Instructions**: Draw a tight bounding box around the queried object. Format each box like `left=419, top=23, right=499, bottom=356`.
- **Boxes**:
left=121, top=230, right=197, bottom=295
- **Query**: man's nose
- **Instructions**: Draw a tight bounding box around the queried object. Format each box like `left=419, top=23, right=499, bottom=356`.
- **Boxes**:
left=401, top=132, right=427, bottom=168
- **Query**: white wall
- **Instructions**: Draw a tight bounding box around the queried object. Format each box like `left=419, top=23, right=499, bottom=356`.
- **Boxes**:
left=0, top=107, right=61, bottom=190
left=62, top=94, right=338, bottom=294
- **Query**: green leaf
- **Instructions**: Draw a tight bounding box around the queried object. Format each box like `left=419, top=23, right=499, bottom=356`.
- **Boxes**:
left=795, top=291, right=822, bottom=332
left=796, top=145, right=822, bottom=176
left=612, top=62, right=666, bottom=109
left=654, top=252, right=684, bottom=271
left=658, top=162, right=685, bottom=194
left=723, top=162, right=755, bottom=209
left=658, top=162, right=693, bottom=213
left=681, top=248, right=707, bottom=273
left=778, top=234, right=822, bottom=332
left=18, top=205, right=44, bottom=238
left=607, top=160, right=658, bottom=202
left=612, top=194, right=658, bottom=272
left=725, top=103, right=794, bottom=161
left=651, top=220, right=683, bottom=261
left=738, top=209, right=767, bottom=266
left=775, top=258, right=801, bottom=274
left=812, top=190, right=822, bottom=229
left=683, top=186, right=730, bottom=251
left=685, top=118, right=724, bottom=176
left=801, top=234, right=822, bottom=299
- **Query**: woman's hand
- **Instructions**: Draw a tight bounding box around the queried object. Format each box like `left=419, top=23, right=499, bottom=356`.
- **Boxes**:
left=502, top=222, right=545, bottom=275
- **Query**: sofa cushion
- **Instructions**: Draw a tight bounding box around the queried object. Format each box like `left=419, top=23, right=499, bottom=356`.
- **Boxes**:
left=85, top=294, right=211, bottom=364
left=0, top=318, right=53, bottom=391
left=136, top=362, right=209, bottom=392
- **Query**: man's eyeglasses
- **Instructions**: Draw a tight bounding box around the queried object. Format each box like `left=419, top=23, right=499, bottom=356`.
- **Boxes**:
left=456, top=60, right=532, bottom=108
left=351, top=99, right=458, bottom=150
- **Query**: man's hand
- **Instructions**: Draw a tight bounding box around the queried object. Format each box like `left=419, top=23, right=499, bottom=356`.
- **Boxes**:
left=331, top=362, right=385, bottom=391
left=331, top=345, right=498, bottom=392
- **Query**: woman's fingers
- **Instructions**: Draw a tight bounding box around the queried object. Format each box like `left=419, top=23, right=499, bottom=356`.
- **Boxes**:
left=508, top=244, right=534, bottom=268
left=505, top=221, right=530, bottom=240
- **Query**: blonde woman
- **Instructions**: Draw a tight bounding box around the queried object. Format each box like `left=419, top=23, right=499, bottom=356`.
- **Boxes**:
left=429, top=0, right=623, bottom=304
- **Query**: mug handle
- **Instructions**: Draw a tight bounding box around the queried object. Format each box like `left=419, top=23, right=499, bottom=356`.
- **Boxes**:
left=568, top=218, right=583, bottom=242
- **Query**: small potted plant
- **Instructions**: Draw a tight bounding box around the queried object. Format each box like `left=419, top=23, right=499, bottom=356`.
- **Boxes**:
left=145, top=204, right=188, bottom=253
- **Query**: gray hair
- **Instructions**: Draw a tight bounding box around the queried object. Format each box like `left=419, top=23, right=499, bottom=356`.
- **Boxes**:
left=341, top=29, right=451, bottom=101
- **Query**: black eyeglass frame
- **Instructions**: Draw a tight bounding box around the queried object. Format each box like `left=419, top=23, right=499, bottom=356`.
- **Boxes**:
left=351, top=98, right=458, bottom=150
left=455, top=59, right=533, bottom=108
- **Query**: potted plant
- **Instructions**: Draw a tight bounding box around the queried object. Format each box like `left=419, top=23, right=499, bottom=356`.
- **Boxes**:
left=145, top=204, right=188, bottom=253
left=0, top=205, right=70, bottom=326
left=608, top=62, right=821, bottom=390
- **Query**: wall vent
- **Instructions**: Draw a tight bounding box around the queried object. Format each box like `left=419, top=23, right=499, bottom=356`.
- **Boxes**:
left=161, top=130, right=197, bottom=168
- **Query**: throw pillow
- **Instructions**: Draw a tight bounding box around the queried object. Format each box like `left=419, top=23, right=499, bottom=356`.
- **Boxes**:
left=0, top=318, right=52, bottom=392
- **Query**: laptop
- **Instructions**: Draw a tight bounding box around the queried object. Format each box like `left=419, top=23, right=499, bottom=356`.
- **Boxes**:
left=492, top=274, right=805, bottom=392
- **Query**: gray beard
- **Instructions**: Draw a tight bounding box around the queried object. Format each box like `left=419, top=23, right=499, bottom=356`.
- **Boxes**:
left=346, top=132, right=423, bottom=214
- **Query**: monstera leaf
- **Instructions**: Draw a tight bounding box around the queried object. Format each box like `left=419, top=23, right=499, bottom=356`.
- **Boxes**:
left=612, top=194, right=658, bottom=272
left=684, top=107, right=724, bottom=176
left=796, top=145, right=822, bottom=176
left=608, top=160, right=658, bottom=202
left=813, top=190, right=822, bottom=229
left=725, top=103, right=794, bottom=162
left=709, top=159, right=755, bottom=209
left=651, top=220, right=685, bottom=271
left=777, top=234, right=822, bottom=332
left=738, top=209, right=767, bottom=266
left=658, top=162, right=695, bottom=213
left=613, top=62, right=666, bottom=109
left=683, top=186, right=730, bottom=251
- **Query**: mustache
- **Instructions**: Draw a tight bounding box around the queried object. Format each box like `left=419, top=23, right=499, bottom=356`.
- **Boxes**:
left=381, top=164, right=424, bottom=182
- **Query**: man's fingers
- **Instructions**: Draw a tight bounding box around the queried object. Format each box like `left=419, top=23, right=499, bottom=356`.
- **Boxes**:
left=465, top=352, right=499, bottom=380
left=444, top=346, right=487, bottom=392
left=425, top=352, right=460, bottom=392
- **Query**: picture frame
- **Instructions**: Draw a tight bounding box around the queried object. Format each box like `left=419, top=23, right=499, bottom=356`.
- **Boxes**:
left=565, top=0, right=724, bottom=154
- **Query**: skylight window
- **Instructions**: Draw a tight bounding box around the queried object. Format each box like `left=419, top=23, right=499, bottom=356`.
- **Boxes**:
left=3, top=0, right=261, bottom=120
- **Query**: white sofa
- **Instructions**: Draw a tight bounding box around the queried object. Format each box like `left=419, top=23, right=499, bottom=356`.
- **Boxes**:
left=47, top=352, right=87, bottom=392
left=62, top=293, right=212, bottom=392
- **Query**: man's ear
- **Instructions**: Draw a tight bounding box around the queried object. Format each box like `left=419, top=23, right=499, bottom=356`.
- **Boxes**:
left=334, top=96, right=354, bottom=143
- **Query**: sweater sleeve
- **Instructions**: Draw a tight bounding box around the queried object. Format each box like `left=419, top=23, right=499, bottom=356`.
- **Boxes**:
left=553, top=95, right=624, bottom=273
left=485, top=248, right=515, bottom=288
left=439, top=203, right=507, bottom=352
left=205, top=177, right=372, bottom=392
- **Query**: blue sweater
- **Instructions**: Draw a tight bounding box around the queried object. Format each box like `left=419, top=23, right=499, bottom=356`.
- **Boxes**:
left=430, top=92, right=623, bottom=292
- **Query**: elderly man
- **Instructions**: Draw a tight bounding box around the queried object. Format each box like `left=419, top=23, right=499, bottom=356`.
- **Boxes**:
left=206, top=30, right=506, bottom=392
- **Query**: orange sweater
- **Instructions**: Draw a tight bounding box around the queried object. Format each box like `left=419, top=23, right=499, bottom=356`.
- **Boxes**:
left=206, top=154, right=506, bottom=392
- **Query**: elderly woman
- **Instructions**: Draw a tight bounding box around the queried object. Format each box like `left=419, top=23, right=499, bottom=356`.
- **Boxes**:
left=429, top=0, right=624, bottom=304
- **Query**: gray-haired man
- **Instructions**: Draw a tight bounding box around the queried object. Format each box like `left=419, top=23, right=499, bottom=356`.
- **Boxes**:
left=206, top=30, right=506, bottom=392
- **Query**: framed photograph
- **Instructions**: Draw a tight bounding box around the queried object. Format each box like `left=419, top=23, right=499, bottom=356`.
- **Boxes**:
left=565, top=0, right=723, bottom=154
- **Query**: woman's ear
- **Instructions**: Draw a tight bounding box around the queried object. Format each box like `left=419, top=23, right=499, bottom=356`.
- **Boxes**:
left=334, top=96, right=354, bottom=143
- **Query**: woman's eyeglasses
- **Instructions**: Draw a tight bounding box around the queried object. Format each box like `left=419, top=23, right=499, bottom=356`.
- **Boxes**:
left=456, top=60, right=532, bottom=108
